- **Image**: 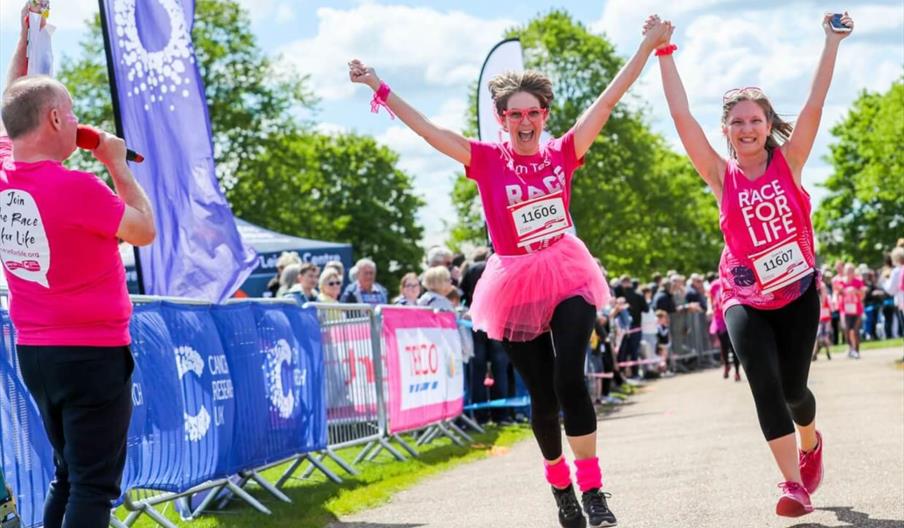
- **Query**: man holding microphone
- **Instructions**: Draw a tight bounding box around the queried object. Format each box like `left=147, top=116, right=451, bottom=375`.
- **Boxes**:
left=0, top=4, right=155, bottom=527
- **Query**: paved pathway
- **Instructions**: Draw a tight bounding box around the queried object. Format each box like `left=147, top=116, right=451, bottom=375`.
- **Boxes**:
left=332, top=346, right=904, bottom=528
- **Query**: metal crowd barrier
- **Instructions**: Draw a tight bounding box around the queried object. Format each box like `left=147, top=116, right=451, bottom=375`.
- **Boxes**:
left=276, top=302, right=408, bottom=488
left=0, top=291, right=474, bottom=528
left=668, top=311, right=720, bottom=372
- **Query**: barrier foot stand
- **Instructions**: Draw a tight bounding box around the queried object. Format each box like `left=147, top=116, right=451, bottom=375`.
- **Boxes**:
left=304, top=452, right=344, bottom=484
left=299, top=452, right=327, bottom=480
left=189, top=482, right=228, bottom=519
left=128, top=502, right=179, bottom=528
left=391, top=434, right=419, bottom=458
left=415, top=426, right=436, bottom=446
left=324, top=448, right=360, bottom=476
left=379, top=437, right=407, bottom=461
left=212, top=477, right=245, bottom=511
left=120, top=494, right=178, bottom=528
left=275, top=455, right=306, bottom=489
left=225, top=479, right=271, bottom=515
left=446, top=421, right=474, bottom=443
left=458, top=413, right=486, bottom=434
left=437, top=422, right=467, bottom=447
left=422, top=426, right=442, bottom=445
left=367, top=437, right=406, bottom=462
left=352, top=441, right=378, bottom=465
left=247, top=471, right=292, bottom=503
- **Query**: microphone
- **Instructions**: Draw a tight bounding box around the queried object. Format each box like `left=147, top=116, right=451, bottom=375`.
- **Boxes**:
left=75, top=125, right=145, bottom=163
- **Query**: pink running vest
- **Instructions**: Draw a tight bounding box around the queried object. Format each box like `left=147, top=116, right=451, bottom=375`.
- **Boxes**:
left=718, top=148, right=816, bottom=313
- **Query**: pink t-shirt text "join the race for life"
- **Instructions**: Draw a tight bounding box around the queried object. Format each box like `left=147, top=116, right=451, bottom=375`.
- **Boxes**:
left=0, top=136, right=131, bottom=346
left=465, top=128, right=583, bottom=256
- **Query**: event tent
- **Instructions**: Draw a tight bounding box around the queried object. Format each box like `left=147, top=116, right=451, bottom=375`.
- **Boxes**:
left=120, top=218, right=353, bottom=298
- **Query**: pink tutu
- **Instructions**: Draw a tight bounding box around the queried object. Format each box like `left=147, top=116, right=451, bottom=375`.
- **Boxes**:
left=469, top=234, right=609, bottom=342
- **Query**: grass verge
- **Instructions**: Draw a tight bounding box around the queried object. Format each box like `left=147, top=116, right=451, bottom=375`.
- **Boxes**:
left=828, top=337, right=902, bottom=355
left=116, top=423, right=534, bottom=527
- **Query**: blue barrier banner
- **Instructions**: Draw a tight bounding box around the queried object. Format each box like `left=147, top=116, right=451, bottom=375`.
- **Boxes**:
left=159, top=303, right=235, bottom=487
left=0, top=310, right=52, bottom=528
left=121, top=303, right=186, bottom=492
left=280, top=305, right=327, bottom=450
left=212, top=303, right=324, bottom=471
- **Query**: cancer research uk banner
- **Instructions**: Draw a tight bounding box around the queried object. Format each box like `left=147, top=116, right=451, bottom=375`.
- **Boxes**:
left=380, top=307, right=464, bottom=434
left=100, top=0, right=256, bottom=302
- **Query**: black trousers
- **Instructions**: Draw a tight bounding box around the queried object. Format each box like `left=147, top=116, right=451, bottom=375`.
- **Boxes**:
left=17, top=345, right=134, bottom=528
left=469, top=330, right=512, bottom=422
left=502, top=296, right=598, bottom=460
left=725, top=280, right=819, bottom=441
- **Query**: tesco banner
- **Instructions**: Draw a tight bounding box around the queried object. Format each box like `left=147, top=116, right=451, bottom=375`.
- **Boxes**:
left=380, top=307, right=464, bottom=434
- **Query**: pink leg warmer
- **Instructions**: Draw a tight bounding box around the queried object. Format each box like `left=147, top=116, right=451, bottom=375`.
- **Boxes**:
left=574, top=457, right=603, bottom=492
left=544, top=458, right=571, bottom=489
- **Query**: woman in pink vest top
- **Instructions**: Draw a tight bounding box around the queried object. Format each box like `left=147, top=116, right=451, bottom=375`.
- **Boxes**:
left=349, top=17, right=673, bottom=528
left=648, top=12, right=853, bottom=518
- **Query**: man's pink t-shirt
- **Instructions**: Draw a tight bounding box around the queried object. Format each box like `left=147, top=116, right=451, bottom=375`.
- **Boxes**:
left=0, top=136, right=131, bottom=346
left=465, top=129, right=583, bottom=256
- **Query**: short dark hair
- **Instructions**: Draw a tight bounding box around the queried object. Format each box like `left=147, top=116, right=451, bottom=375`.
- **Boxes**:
left=488, top=70, right=554, bottom=116
left=1, top=76, right=66, bottom=139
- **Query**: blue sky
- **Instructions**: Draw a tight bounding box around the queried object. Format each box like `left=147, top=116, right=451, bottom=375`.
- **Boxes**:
left=1, top=0, right=902, bottom=249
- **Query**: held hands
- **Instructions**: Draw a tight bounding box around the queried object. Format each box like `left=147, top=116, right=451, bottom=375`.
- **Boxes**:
left=642, top=15, right=674, bottom=52
left=348, top=59, right=381, bottom=91
left=824, top=11, right=854, bottom=41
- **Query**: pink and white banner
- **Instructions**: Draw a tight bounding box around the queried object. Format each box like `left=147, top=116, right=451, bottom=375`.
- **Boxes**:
left=380, top=307, right=464, bottom=434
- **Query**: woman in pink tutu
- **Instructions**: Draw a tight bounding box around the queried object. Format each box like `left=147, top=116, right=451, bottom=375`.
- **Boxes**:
left=349, top=17, right=670, bottom=528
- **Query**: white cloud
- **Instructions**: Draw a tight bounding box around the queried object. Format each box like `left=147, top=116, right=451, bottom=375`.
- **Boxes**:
left=601, top=1, right=902, bottom=200
left=274, top=3, right=296, bottom=22
left=277, top=4, right=515, bottom=102
left=375, top=97, right=469, bottom=248
left=235, top=0, right=294, bottom=24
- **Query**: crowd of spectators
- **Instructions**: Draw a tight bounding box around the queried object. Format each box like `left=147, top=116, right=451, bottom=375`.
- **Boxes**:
left=261, top=237, right=904, bottom=421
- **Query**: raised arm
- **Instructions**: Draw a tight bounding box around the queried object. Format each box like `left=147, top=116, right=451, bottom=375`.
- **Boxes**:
left=92, top=131, right=156, bottom=246
left=1, top=4, right=30, bottom=136
left=572, top=16, right=670, bottom=159
left=782, top=12, right=853, bottom=181
left=348, top=60, right=471, bottom=166
left=654, top=21, right=725, bottom=198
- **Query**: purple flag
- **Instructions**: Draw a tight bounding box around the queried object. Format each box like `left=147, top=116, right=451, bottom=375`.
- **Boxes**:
left=99, top=0, right=256, bottom=302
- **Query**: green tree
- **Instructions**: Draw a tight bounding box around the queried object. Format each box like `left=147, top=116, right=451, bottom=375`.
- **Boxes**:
left=813, top=80, right=904, bottom=265
left=227, top=131, right=425, bottom=291
left=449, top=11, right=722, bottom=277
left=56, top=0, right=426, bottom=289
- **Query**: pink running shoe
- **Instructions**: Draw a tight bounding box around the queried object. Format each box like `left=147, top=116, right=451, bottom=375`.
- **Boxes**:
left=799, top=431, right=824, bottom=494
left=776, top=481, right=813, bottom=517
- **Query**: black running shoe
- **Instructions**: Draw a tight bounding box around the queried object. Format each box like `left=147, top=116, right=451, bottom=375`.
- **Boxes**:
left=581, top=488, right=617, bottom=527
left=552, top=485, right=586, bottom=528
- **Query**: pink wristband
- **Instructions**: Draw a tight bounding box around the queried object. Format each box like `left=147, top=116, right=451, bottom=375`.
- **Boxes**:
left=370, top=81, right=395, bottom=119
left=655, top=44, right=678, bottom=56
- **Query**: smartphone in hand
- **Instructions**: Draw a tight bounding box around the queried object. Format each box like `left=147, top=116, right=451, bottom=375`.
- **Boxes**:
left=830, top=13, right=852, bottom=32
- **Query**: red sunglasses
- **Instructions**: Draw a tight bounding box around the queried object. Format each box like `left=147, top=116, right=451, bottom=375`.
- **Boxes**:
left=500, top=107, right=548, bottom=123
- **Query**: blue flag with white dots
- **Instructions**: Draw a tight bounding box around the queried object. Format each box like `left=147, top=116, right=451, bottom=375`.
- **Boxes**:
left=100, top=0, right=256, bottom=302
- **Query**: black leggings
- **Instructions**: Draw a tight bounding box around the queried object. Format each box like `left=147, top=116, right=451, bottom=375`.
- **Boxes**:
left=503, top=296, right=597, bottom=461
left=718, top=330, right=739, bottom=371
left=725, top=280, right=819, bottom=441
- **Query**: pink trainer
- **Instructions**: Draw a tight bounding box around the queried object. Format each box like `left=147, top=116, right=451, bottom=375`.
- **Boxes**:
left=799, top=430, right=824, bottom=494
left=776, top=481, right=813, bottom=517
